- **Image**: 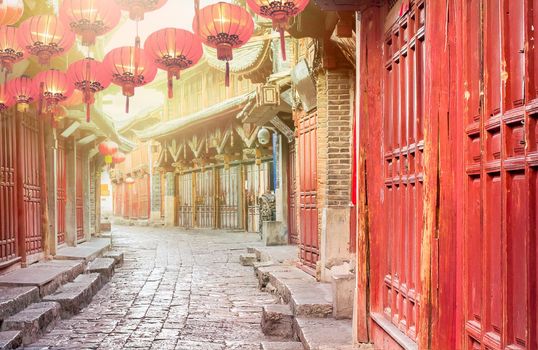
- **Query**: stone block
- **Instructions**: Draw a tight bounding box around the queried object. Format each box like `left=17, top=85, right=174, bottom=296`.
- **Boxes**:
left=289, top=283, right=333, bottom=318
left=43, top=273, right=102, bottom=317
left=87, top=258, right=115, bottom=281
left=331, top=267, right=355, bottom=320
left=0, top=287, right=40, bottom=322
left=262, top=221, right=287, bottom=246
left=294, top=317, right=352, bottom=350
left=261, top=304, right=294, bottom=338
left=1, top=302, right=61, bottom=345
left=103, top=251, right=124, bottom=267
left=239, top=253, right=258, bottom=266
left=260, top=341, right=304, bottom=350
left=0, top=330, right=22, bottom=350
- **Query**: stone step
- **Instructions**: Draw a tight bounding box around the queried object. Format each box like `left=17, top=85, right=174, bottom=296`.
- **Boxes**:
left=260, top=341, right=304, bottom=350
left=103, top=251, right=124, bottom=267
left=254, top=265, right=294, bottom=290
left=0, top=331, right=22, bottom=350
left=267, top=269, right=316, bottom=303
left=87, top=258, right=115, bottom=281
left=42, top=273, right=102, bottom=317
left=0, top=260, right=85, bottom=297
left=261, top=304, right=294, bottom=338
left=0, top=287, right=40, bottom=322
left=1, top=302, right=61, bottom=345
left=294, top=317, right=353, bottom=350
left=239, top=253, right=258, bottom=266
left=289, top=283, right=333, bottom=318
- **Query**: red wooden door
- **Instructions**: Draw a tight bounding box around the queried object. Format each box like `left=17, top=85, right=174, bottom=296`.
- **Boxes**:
left=124, top=182, right=131, bottom=218
left=76, top=154, right=84, bottom=241
left=131, top=177, right=139, bottom=219
left=368, top=3, right=426, bottom=342
left=299, top=111, right=319, bottom=271
left=288, top=144, right=298, bottom=244
left=195, top=169, right=215, bottom=228
left=462, top=1, right=537, bottom=349
left=0, top=111, right=18, bottom=265
left=218, top=165, right=241, bottom=230
left=21, top=113, right=43, bottom=257
left=178, top=173, right=193, bottom=228
left=57, top=139, right=66, bottom=245
left=138, top=174, right=149, bottom=219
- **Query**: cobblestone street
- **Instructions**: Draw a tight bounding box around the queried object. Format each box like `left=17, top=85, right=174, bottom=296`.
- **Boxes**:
left=27, top=226, right=276, bottom=350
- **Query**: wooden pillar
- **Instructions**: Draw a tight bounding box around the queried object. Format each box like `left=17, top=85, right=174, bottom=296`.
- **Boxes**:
left=65, top=138, right=77, bottom=246
left=15, top=112, right=27, bottom=264
left=46, top=127, right=58, bottom=256
left=192, top=172, right=197, bottom=227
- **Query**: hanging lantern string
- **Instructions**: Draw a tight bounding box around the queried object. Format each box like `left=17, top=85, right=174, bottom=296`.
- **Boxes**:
left=194, top=0, right=200, bottom=34
left=279, top=28, right=287, bottom=61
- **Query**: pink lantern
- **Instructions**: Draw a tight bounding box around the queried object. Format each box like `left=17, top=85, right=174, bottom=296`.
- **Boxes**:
left=0, top=25, right=25, bottom=75
left=67, top=57, right=112, bottom=122
left=6, top=76, right=36, bottom=112
left=193, top=2, right=254, bottom=87
left=104, top=46, right=157, bottom=113
left=34, top=69, right=73, bottom=115
left=0, top=0, right=24, bottom=26
left=17, top=15, right=75, bottom=65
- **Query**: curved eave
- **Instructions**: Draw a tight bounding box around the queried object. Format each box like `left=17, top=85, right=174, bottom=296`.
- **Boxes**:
left=134, top=92, right=256, bottom=141
left=204, top=37, right=272, bottom=76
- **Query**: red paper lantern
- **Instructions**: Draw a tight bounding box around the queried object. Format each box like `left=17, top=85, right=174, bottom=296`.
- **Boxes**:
left=246, top=0, right=308, bottom=60
left=67, top=57, right=111, bottom=122
left=17, top=15, right=75, bottom=65
left=193, top=2, right=254, bottom=87
left=99, top=140, right=118, bottom=164
left=104, top=46, right=157, bottom=113
left=6, top=76, right=36, bottom=112
left=112, top=151, right=126, bottom=164
left=114, top=0, right=167, bottom=21
left=60, top=0, right=122, bottom=46
left=60, top=89, right=84, bottom=107
left=0, top=25, right=25, bottom=75
left=0, top=0, right=24, bottom=26
left=34, top=69, right=73, bottom=115
left=144, top=28, right=203, bottom=98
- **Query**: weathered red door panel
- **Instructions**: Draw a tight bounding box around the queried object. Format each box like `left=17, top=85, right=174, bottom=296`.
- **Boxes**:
left=21, top=113, right=42, bottom=256
left=299, top=111, right=319, bottom=271
left=288, top=144, right=298, bottom=244
left=0, top=111, right=18, bottom=265
left=138, top=175, right=149, bottom=219
left=57, top=139, right=66, bottom=245
left=76, top=154, right=84, bottom=241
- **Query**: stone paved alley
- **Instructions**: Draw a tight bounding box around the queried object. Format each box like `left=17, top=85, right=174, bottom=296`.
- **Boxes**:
left=27, top=226, right=277, bottom=350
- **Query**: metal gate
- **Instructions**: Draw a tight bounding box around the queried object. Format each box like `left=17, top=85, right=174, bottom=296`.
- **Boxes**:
left=178, top=172, right=193, bottom=228
left=298, top=111, right=319, bottom=270
left=20, top=113, right=43, bottom=257
left=194, top=169, right=215, bottom=228
left=0, top=111, right=18, bottom=265
left=218, top=166, right=241, bottom=230
left=138, top=174, right=150, bottom=219
left=462, top=1, right=536, bottom=349
left=288, top=144, right=298, bottom=244
left=57, top=139, right=66, bottom=245
left=76, top=154, right=84, bottom=241
left=246, top=162, right=271, bottom=232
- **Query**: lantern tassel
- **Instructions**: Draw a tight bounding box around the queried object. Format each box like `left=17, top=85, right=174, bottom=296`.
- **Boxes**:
left=167, top=71, right=173, bottom=99
left=86, top=103, right=91, bottom=122
left=125, top=96, right=130, bottom=114
left=225, top=61, right=230, bottom=87
left=38, top=82, right=44, bottom=116
left=279, top=28, right=287, bottom=61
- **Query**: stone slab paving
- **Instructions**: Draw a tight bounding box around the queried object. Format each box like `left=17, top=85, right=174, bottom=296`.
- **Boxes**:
left=27, top=226, right=278, bottom=350
left=55, top=238, right=110, bottom=262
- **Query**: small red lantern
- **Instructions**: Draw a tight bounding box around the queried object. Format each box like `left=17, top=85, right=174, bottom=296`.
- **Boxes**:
left=34, top=69, right=73, bottom=115
left=0, top=0, right=24, bottom=26
left=112, top=151, right=126, bottom=164
left=246, top=0, right=309, bottom=60
left=6, top=76, right=36, bottom=112
left=104, top=46, right=157, bottom=113
left=193, top=2, right=254, bottom=87
left=114, top=0, right=167, bottom=21
left=99, top=140, right=119, bottom=164
left=144, top=28, right=203, bottom=98
left=60, top=0, right=122, bottom=47
left=17, top=15, right=75, bottom=65
left=0, top=25, right=25, bottom=75
left=67, top=57, right=112, bottom=122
